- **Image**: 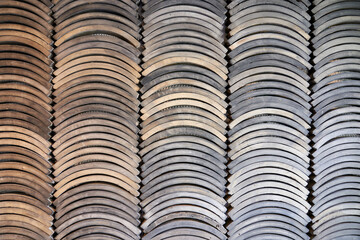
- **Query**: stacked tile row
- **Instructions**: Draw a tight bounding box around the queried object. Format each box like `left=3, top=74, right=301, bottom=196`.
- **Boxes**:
left=51, top=0, right=142, bottom=239
left=0, top=0, right=54, bottom=239
left=226, top=0, right=313, bottom=239
left=311, top=0, right=360, bottom=239
left=140, top=0, right=228, bottom=238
